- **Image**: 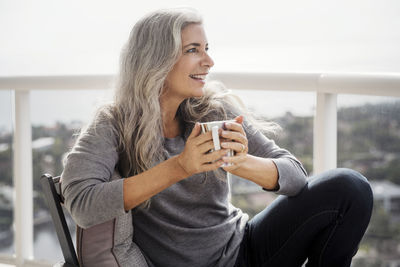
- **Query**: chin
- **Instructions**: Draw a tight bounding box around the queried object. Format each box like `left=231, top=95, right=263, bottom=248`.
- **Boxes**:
left=192, top=87, right=205, bottom=97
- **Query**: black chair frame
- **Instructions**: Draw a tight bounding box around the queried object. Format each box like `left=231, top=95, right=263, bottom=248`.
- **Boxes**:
left=41, top=173, right=80, bottom=267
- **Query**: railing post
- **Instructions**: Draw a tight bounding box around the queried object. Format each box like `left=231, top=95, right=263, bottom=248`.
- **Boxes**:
left=313, top=92, right=337, bottom=175
left=13, top=90, right=34, bottom=266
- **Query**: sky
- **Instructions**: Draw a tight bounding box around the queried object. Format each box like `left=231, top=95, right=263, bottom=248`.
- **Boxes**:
left=0, top=0, right=400, bottom=131
left=1, top=0, right=400, bottom=75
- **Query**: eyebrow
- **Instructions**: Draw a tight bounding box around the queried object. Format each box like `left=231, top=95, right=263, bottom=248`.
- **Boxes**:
left=182, top=43, right=208, bottom=49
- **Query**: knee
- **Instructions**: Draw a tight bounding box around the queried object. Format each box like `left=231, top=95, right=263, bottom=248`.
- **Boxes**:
left=329, top=168, right=373, bottom=211
left=330, top=168, right=371, bottom=191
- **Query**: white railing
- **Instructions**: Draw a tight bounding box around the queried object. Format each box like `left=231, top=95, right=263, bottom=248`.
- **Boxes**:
left=0, top=72, right=399, bottom=266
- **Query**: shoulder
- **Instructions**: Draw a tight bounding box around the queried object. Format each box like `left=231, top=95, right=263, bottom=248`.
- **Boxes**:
left=63, top=105, right=121, bottom=175
left=79, top=105, right=119, bottom=146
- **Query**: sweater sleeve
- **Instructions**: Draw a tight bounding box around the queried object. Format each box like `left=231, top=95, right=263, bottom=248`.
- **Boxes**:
left=61, top=115, right=127, bottom=228
left=245, top=122, right=308, bottom=196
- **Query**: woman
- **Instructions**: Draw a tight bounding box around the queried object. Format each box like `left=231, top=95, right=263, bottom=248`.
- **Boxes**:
left=61, top=8, right=373, bottom=267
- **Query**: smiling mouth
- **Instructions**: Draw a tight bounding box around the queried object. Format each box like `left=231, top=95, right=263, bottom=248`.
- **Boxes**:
left=189, top=74, right=207, bottom=81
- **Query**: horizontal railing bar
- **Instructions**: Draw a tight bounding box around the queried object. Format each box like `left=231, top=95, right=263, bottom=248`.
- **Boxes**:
left=0, top=75, right=115, bottom=90
left=318, top=73, right=400, bottom=97
left=0, top=72, right=399, bottom=97
left=209, top=72, right=320, bottom=92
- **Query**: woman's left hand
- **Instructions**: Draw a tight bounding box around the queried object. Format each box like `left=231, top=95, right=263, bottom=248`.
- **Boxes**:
left=220, top=115, right=248, bottom=172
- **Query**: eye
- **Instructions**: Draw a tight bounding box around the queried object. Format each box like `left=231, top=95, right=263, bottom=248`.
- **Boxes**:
left=186, top=47, right=198, bottom=53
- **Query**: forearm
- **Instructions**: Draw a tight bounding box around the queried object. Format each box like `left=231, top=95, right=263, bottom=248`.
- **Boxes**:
left=123, top=155, right=188, bottom=210
left=230, top=154, right=279, bottom=190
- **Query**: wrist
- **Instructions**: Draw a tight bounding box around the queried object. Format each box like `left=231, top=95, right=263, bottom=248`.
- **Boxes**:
left=234, top=154, right=252, bottom=172
left=171, top=155, right=190, bottom=180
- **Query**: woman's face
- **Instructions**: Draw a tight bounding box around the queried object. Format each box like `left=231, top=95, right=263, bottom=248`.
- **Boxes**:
left=163, top=23, right=214, bottom=101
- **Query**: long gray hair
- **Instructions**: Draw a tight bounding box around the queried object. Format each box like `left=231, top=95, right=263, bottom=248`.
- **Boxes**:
left=98, top=8, right=277, bottom=192
left=105, top=8, right=203, bottom=178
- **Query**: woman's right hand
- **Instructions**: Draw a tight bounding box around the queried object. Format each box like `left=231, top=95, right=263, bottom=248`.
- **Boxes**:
left=177, top=123, right=228, bottom=177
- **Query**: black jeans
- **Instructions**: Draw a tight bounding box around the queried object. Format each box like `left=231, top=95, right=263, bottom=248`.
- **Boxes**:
left=234, top=168, right=373, bottom=267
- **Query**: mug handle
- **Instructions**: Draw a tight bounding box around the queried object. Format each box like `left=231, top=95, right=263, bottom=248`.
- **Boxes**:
left=211, top=125, right=221, bottom=151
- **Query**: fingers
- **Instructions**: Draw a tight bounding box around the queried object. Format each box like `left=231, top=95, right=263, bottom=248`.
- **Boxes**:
left=188, top=122, right=201, bottom=140
left=198, top=140, right=216, bottom=154
left=195, top=130, right=214, bottom=146
left=221, top=141, right=247, bottom=154
left=224, top=121, right=245, bottom=136
left=221, top=154, right=246, bottom=170
left=223, top=118, right=247, bottom=148
left=191, top=149, right=227, bottom=173
left=192, top=128, right=218, bottom=147
left=202, top=148, right=230, bottom=164
left=184, top=118, right=249, bottom=174
left=200, top=148, right=232, bottom=172
left=234, top=115, right=244, bottom=124
left=202, top=160, right=225, bottom=172
left=221, top=130, right=248, bottom=147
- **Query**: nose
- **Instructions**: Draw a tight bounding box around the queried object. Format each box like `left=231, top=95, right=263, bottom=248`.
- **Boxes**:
left=201, top=52, right=214, bottom=69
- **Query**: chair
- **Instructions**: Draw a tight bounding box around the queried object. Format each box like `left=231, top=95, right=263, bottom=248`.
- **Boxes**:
left=40, top=173, right=80, bottom=267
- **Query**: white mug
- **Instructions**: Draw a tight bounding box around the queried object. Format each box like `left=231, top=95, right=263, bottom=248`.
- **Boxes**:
left=200, top=120, right=235, bottom=166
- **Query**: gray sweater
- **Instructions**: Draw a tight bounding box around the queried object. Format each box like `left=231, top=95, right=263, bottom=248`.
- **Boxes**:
left=61, top=115, right=307, bottom=267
